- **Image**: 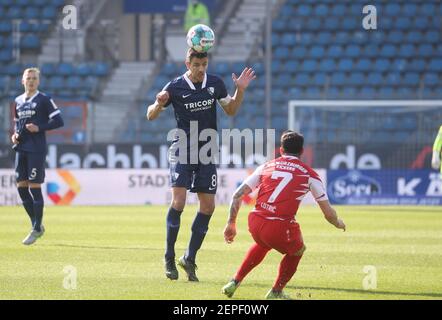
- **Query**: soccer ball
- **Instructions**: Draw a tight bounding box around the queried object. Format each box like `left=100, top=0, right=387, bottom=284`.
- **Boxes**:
left=186, top=24, right=215, bottom=53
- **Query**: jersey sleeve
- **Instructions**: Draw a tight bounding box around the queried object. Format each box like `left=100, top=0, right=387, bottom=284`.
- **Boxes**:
left=46, top=96, right=61, bottom=119
left=309, top=174, right=329, bottom=202
left=216, top=78, right=232, bottom=108
left=161, top=81, right=172, bottom=108
left=243, top=164, right=265, bottom=191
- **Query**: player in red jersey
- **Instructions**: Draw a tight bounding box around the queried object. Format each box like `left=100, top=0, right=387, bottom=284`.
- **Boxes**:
left=221, top=130, right=346, bottom=299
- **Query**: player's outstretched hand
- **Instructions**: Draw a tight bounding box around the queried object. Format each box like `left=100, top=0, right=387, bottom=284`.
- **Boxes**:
left=156, top=91, right=170, bottom=107
left=223, top=223, right=237, bottom=244
left=337, top=219, right=346, bottom=232
left=26, top=123, right=39, bottom=133
left=232, top=67, right=256, bottom=91
left=431, top=151, right=440, bottom=170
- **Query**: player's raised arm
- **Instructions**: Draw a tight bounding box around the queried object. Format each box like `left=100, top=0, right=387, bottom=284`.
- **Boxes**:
left=221, top=67, right=256, bottom=116
left=147, top=90, right=170, bottom=121
left=431, top=125, right=442, bottom=170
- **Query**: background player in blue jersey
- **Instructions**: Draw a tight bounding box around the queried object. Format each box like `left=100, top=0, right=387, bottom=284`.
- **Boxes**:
left=11, top=68, right=64, bottom=245
left=147, top=48, right=256, bottom=281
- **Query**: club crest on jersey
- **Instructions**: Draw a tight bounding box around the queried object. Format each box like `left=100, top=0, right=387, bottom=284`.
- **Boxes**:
left=207, top=87, right=215, bottom=96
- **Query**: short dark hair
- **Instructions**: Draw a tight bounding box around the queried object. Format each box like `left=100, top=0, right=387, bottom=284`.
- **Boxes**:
left=186, top=48, right=208, bottom=62
left=281, top=130, right=304, bottom=156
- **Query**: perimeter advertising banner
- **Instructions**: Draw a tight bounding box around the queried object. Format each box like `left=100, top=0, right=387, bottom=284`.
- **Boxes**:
left=327, top=170, right=442, bottom=205
left=0, top=169, right=326, bottom=207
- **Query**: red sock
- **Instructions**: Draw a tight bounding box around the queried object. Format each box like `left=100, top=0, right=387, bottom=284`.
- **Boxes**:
left=272, top=254, right=303, bottom=291
left=234, top=243, right=270, bottom=282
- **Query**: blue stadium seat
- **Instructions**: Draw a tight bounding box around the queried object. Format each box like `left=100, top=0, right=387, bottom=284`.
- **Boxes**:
left=331, top=4, right=346, bottom=16
left=21, top=34, right=40, bottom=49
left=386, top=73, right=401, bottom=86
left=335, top=32, right=349, bottom=44
left=395, top=17, right=412, bottom=30
left=312, top=73, right=327, bottom=86
left=306, top=18, right=321, bottom=31
left=425, top=30, right=439, bottom=44
left=274, top=47, right=290, bottom=59
left=41, top=63, right=56, bottom=76
left=366, top=73, right=383, bottom=86
left=294, top=73, right=310, bottom=86
left=42, top=6, right=56, bottom=19
left=297, top=4, right=312, bottom=16
left=348, top=73, right=365, bottom=86
left=406, top=31, right=422, bottom=44
left=330, top=73, right=346, bottom=86
left=398, top=44, right=415, bottom=58
left=319, top=59, right=335, bottom=72
left=272, top=20, right=285, bottom=32
left=327, top=45, right=343, bottom=58
left=353, top=31, right=368, bottom=44
left=387, top=31, right=404, bottom=44
left=0, top=21, right=12, bottom=33
left=283, top=60, right=298, bottom=73
left=423, top=73, right=439, bottom=87
left=341, top=18, right=358, bottom=30
left=300, top=59, right=317, bottom=72
left=355, top=58, right=371, bottom=71
left=380, top=44, right=396, bottom=58
left=214, top=62, right=229, bottom=75
left=403, top=72, right=420, bottom=86
left=417, top=44, right=434, bottom=57
left=314, top=4, right=328, bottom=16
left=409, top=59, right=426, bottom=72
left=7, top=7, right=22, bottom=19
left=271, top=34, right=280, bottom=47
left=323, top=17, right=338, bottom=30
left=316, top=32, right=333, bottom=45
left=374, top=59, right=389, bottom=72
left=66, top=76, right=82, bottom=90
left=4, top=63, right=21, bottom=76
left=48, top=76, right=65, bottom=90
left=385, top=3, right=401, bottom=16
left=57, top=62, right=74, bottom=75
left=280, top=34, right=297, bottom=46
left=337, top=59, right=353, bottom=72
left=345, top=45, right=360, bottom=58
left=291, top=46, right=307, bottom=59
left=428, top=59, right=442, bottom=72
left=413, top=17, right=429, bottom=30
left=402, top=3, right=418, bottom=16
left=421, top=3, right=435, bottom=16
left=298, top=33, right=313, bottom=45
left=274, top=74, right=292, bottom=88
left=0, top=49, right=12, bottom=63
left=24, top=7, right=39, bottom=19
left=94, top=62, right=109, bottom=76
left=359, top=87, right=376, bottom=99
left=310, top=45, right=325, bottom=59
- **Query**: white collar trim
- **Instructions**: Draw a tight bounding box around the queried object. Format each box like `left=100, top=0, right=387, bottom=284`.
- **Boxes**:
left=183, top=73, right=207, bottom=90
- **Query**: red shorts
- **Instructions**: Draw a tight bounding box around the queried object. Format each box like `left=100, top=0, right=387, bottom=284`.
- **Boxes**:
left=248, top=213, right=304, bottom=255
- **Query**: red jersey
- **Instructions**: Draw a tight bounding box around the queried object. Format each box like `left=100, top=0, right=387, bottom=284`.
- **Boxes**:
left=243, top=155, right=328, bottom=220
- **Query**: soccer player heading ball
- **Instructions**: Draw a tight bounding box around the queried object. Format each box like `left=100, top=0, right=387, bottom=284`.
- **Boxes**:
left=146, top=47, right=256, bottom=281
left=12, top=68, right=64, bottom=245
left=222, top=131, right=346, bottom=299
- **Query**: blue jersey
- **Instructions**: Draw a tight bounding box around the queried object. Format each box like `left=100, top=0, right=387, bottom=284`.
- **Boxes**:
left=163, top=73, right=230, bottom=137
left=14, top=91, right=62, bottom=153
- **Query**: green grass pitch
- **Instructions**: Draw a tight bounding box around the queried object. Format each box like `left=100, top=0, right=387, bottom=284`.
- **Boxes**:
left=0, top=205, right=441, bottom=300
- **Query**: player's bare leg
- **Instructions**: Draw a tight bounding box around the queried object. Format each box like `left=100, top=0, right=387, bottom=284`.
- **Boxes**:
left=164, top=187, right=187, bottom=280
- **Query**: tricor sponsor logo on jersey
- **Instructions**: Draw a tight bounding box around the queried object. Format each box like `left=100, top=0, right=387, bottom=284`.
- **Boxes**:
left=327, top=170, right=381, bottom=204
left=184, top=98, right=215, bottom=111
